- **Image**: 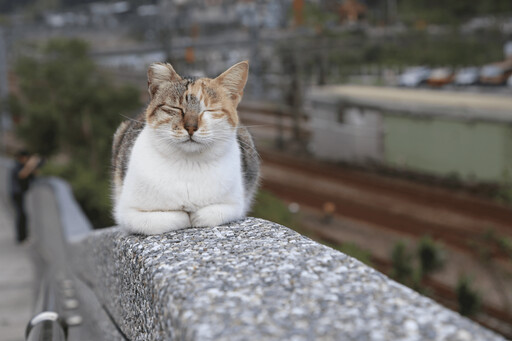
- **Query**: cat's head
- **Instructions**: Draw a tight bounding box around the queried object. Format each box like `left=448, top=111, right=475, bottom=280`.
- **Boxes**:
left=145, top=61, right=249, bottom=153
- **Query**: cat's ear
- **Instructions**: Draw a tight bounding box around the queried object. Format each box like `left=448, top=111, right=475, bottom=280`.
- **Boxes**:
left=215, top=61, right=249, bottom=104
left=147, top=63, right=182, bottom=98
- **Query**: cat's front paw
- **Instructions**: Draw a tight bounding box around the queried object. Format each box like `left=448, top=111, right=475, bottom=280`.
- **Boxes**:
left=119, top=209, right=191, bottom=235
left=190, top=204, right=243, bottom=228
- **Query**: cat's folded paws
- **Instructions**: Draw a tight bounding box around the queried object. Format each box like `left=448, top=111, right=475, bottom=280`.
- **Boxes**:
left=119, top=209, right=191, bottom=235
left=190, top=204, right=243, bottom=228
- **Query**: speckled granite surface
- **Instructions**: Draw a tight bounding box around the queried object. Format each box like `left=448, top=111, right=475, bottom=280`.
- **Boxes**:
left=71, top=218, right=505, bottom=341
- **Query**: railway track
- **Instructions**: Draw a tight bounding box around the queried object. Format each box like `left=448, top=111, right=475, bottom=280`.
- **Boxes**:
left=260, top=150, right=512, bottom=255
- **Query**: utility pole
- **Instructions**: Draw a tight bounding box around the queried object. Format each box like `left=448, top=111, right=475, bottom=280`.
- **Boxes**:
left=248, top=0, right=263, bottom=99
left=387, top=0, right=397, bottom=25
left=0, top=27, right=10, bottom=153
left=291, top=0, right=305, bottom=151
left=290, top=44, right=304, bottom=148
left=281, top=40, right=304, bottom=151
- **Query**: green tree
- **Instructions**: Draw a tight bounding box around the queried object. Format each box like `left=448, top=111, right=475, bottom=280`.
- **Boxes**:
left=12, top=39, right=140, bottom=167
left=10, top=38, right=141, bottom=227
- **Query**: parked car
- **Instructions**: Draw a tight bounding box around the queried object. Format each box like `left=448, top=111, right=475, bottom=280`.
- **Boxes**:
left=454, top=67, right=480, bottom=86
left=427, top=67, right=454, bottom=86
left=480, top=60, right=512, bottom=85
left=398, top=67, right=431, bottom=87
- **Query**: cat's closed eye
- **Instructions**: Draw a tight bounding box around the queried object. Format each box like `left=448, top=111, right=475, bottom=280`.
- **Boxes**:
left=160, top=105, right=183, bottom=116
left=201, top=110, right=218, bottom=116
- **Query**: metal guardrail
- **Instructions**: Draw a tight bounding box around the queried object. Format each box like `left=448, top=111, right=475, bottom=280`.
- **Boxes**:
left=25, top=274, right=68, bottom=341
left=26, top=311, right=67, bottom=341
left=22, top=177, right=117, bottom=340
left=0, top=160, right=88, bottom=340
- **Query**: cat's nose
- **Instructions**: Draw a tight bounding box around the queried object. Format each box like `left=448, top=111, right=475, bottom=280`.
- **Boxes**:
left=185, top=124, right=198, bottom=136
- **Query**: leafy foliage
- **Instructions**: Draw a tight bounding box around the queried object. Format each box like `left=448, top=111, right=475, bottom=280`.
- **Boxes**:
left=417, top=236, right=445, bottom=276
left=391, top=237, right=445, bottom=290
left=391, top=240, right=414, bottom=284
left=456, top=275, right=482, bottom=316
left=12, top=39, right=140, bottom=163
left=11, top=38, right=141, bottom=227
left=397, top=0, right=512, bottom=25
left=41, top=161, right=113, bottom=228
left=250, top=189, right=300, bottom=231
left=337, top=242, right=373, bottom=267
left=468, top=229, right=512, bottom=313
left=300, top=1, right=338, bottom=29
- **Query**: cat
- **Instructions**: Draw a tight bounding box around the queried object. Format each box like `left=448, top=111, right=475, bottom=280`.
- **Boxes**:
left=111, top=61, right=259, bottom=235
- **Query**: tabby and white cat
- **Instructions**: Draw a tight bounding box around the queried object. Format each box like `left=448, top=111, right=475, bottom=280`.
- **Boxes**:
left=111, top=61, right=259, bottom=235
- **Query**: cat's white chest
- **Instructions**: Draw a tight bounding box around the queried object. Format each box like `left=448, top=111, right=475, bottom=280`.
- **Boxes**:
left=119, top=127, right=243, bottom=213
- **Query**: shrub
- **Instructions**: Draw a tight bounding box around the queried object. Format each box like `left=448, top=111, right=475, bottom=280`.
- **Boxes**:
left=456, top=275, right=481, bottom=317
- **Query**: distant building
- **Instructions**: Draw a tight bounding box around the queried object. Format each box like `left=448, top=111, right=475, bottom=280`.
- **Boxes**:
left=306, top=85, right=512, bottom=184
left=338, top=0, right=366, bottom=24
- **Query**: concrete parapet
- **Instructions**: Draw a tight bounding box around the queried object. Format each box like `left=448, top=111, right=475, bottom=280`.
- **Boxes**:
left=69, top=217, right=504, bottom=341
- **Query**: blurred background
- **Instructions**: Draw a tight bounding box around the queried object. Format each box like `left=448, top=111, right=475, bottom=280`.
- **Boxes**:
left=0, top=0, right=511, bottom=337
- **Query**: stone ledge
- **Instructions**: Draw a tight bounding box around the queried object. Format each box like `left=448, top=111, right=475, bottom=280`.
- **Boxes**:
left=70, top=218, right=504, bottom=341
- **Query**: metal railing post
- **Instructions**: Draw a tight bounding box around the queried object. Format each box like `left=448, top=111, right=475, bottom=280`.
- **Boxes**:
left=25, top=273, right=68, bottom=341
left=25, top=311, right=68, bottom=341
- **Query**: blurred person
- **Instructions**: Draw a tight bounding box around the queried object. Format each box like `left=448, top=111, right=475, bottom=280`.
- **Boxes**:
left=9, top=150, right=42, bottom=243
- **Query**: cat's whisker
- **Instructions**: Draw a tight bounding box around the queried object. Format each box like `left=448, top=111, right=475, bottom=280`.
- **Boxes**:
left=238, top=124, right=273, bottom=128
left=201, top=136, right=257, bottom=157
left=120, top=114, right=145, bottom=124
